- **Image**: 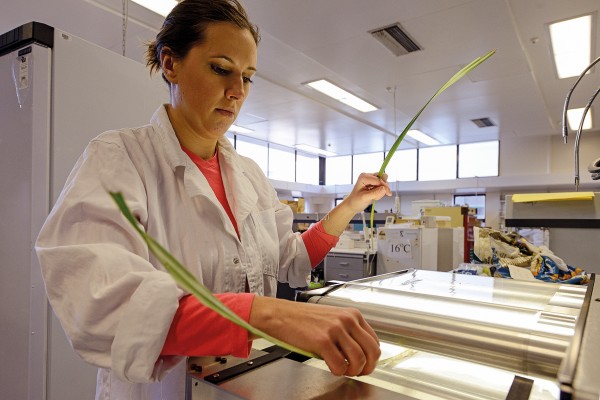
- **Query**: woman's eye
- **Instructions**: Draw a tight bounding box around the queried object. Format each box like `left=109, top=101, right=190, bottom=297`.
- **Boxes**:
left=211, top=64, right=253, bottom=84
left=211, top=64, right=229, bottom=75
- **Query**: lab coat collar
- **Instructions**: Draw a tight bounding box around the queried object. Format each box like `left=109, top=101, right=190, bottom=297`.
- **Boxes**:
left=150, top=105, right=258, bottom=225
left=149, top=105, right=220, bottom=203
left=150, top=105, right=190, bottom=171
left=217, top=137, right=259, bottom=224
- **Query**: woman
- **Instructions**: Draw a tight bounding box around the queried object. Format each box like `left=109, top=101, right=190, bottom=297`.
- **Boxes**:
left=36, top=0, right=391, bottom=398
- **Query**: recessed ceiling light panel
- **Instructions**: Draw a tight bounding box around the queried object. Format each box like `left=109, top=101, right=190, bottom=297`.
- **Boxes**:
left=548, top=14, right=593, bottom=79
left=567, top=108, right=593, bottom=130
left=407, top=130, right=440, bottom=146
left=294, top=144, right=337, bottom=157
left=304, top=79, right=378, bottom=112
left=227, top=124, right=254, bottom=134
left=130, top=0, right=178, bottom=16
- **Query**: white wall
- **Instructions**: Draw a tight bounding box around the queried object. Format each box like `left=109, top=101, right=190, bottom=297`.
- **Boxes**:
left=500, top=132, right=600, bottom=185
left=485, top=191, right=502, bottom=229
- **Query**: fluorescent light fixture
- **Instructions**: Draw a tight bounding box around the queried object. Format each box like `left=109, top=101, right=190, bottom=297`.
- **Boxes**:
left=130, top=0, right=178, bottom=16
left=567, top=107, right=593, bottom=130
left=407, top=129, right=440, bottom=146
left=304, top=79, right=378, bottom=112
left=294, top=144, right=337, bottom=157
left=548, top=14, right=593, bottom=79
left=291, top=190, right=303, bottom=198
left=227, top=124, right=254, bottom=134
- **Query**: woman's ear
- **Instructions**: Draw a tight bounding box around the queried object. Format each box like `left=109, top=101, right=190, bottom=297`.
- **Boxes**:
left=160, top=47, right=177, bottom=83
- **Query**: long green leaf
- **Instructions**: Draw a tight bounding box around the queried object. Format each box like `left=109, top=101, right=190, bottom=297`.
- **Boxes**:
left=370, top=50, right=496, bottom=229
left=109, top=191, right=318, bottom=359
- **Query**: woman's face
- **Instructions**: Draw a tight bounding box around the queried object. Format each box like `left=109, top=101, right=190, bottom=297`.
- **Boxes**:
left=164, top=22, right=257, bottom=141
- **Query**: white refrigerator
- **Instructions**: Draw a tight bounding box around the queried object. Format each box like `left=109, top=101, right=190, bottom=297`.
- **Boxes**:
left=0, top=22, right=169, bottom=400
left=376, top=226, right=438, bottom=272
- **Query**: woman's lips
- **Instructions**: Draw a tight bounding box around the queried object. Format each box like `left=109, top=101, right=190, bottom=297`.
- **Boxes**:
left=216, top=108, right=235, bottom=118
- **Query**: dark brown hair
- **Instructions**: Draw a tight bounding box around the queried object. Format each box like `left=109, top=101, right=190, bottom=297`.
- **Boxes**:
left=146, top=0, right=260, bottom=83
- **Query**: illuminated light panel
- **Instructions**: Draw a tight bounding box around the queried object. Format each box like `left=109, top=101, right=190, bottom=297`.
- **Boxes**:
left=306, top=341, right=560, bottom=399
left=548, top=15, right=592, bottom=79
left=407, top=129, right=440, bottom=146
left=227, top=124, right=254, bottom=134
left=304, top=79, right=378, bottom=112
left=295, top=143, right=337, bottom=157
left=130, top=0, right=178, bottom=16
left=567, top=107, right=593, bottom=130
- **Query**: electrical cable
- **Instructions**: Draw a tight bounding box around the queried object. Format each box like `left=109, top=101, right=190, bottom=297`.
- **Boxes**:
left=122, top=0, right=129, bottom=56
left=392, top=87, right=401, bottom=216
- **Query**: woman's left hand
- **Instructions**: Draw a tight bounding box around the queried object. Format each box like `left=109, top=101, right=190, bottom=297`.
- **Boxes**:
left=319, top=172, right=392, bottom=237
left=345, top=172, right=392, bottom=213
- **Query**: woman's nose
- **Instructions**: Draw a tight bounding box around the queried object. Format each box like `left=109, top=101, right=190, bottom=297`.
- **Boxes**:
left=226, top=76, right=246, bottom=100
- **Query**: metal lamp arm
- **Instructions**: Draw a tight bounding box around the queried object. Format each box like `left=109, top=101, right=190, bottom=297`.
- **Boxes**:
left=573, top=85, right=600, bottom=191
left=562, top=56, right=600, bottom=143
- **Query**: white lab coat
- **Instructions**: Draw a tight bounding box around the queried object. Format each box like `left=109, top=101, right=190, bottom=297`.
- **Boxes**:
left=36, top=105, right=311, bottom=399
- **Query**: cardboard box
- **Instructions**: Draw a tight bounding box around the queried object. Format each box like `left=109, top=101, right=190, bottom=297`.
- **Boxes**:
left=280, top=198, right=305, bottom=213
left=423, top=206, right=465, bottom=227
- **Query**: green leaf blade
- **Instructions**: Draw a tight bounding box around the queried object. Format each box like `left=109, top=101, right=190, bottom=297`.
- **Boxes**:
left=109, top=191, right=318, bottom=359
left=370, top=50, right=495, bottom=229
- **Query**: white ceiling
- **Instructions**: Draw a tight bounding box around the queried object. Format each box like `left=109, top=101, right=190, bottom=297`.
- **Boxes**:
left=3, top=0, right=600, bottom=156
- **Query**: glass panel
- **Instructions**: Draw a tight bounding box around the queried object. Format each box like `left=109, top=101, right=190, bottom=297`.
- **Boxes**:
left=268, top=144, right=295, bottom=181
left=235, top=135, right=268, bottom=175
left=352, top=152, right=383, bottom=183
left=458, top=141, right=499, bottom=178
left=224, top=132, right=235, bottom=146
left=454, top=194, right=486, bottom=220
left=326, top=155, right=352, bottom=185
left=296, top=152, right=320, bottom=184
left=418, top=145, right=457, bottom=181
left=385, top=149, right=417, bottom=182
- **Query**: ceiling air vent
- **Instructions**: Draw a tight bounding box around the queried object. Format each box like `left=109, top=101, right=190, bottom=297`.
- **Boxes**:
left=471, top=117, right=496, bottom=128
left=369, top=23, right=422, bottom=56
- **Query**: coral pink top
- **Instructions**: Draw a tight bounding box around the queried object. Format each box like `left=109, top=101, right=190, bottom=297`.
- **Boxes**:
left=161, top=147, right=338, bottom=357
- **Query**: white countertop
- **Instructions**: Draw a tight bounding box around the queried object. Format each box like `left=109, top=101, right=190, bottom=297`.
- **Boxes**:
left=329, top=246, right=375, bottom=255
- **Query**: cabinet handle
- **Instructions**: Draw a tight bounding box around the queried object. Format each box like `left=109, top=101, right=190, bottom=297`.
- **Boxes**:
left=338, top=274, right=349, bottom=278
left=339, top=262, right=350, bottom=266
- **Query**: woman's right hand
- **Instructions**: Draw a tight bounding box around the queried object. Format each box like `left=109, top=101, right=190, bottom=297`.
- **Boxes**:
left=248, top=295, right=381, bottom=377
